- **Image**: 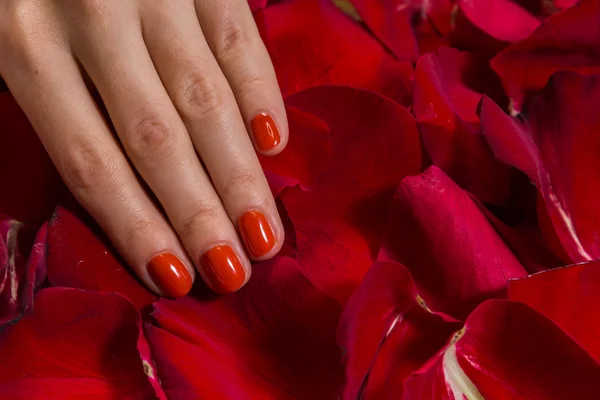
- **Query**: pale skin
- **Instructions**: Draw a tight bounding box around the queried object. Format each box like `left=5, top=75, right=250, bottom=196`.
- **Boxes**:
left=0, top=0, right=288, bottom=296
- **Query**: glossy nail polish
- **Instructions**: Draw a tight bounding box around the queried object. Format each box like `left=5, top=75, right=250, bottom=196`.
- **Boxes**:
left=251, top=112, right=281, bottom=151
left=147, top=253, right=192, bottom=298
left=200, top=245, right=246, bottom=294
left=238, top=211, right=276, bottom=258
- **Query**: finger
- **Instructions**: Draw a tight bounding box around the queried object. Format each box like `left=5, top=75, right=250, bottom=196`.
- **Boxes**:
left=2, top=42, right=194, bottom=298
left=141, top=3, right=284, bottom=260
left=195, top=0, right=288, bottom=155
left=69, top=4, right=250, bottom=293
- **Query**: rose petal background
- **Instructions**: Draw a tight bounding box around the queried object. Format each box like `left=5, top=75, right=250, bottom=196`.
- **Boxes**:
left=0, top=288, right=161, bottom=399
left=146, top=257, right=344, bottom=399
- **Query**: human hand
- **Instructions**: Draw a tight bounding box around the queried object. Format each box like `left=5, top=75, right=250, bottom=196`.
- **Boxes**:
left=0, top=0, right=288, bottom=296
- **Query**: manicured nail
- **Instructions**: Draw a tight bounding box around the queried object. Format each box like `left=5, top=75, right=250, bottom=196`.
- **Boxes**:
left=147, top=253, right=192, bottom=298
left=251, top=112, right=281, bottom=151
left=200, top=245, right=246, bottom=294
left=238, top=211, right=275, bottom=258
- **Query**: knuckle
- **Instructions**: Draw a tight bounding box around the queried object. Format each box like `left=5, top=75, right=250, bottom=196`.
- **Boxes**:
left=177, top=73, right=227, bottom=119
left=124, top=115, right=177, bottom=160
left=74, top=0, right=111, bottom=18
left=179, top=205, right=221, bottom=238
left=217, top=22, right=249, bottom=56
left=60, top=137, right=118, bottom=192
left=0, top=2, right=44, bottom=62
left=221, top=169, right=258, bottom=199
left=236, top=74, right=267, bottom=98
left=123, top=217, right=159, bottom=251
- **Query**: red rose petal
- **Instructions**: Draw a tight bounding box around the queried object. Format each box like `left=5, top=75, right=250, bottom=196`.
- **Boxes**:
left=0, top=288, right=162, bottom=399
left=282, top=86, right=422, bottom=304
left=404, top=300, right=600, bottom=399
left=348, top=0, right=420, bottom=61
left=491, top=0, right=600, bottom=111
left=338, top=261, right=460, bottom=399
left=451, top=0, right=540, bottom=56
left=259, top=106, right=330, bottom=197
left=0, top=216, right=44, bottom=326
left=481, top=72, right=600, bottom=262
left=509, top=260, right=600, bottom=362
left=256, top=0, right=414, bottom=105
left=380, top=167, right=527, bottom=320
left=46, top=207, right=156, bottom=310
left=146, top=257, right=344, bottom=399
left=0, top=94, right=67, bottom=222
left=413, top=47, right=511, bottom=205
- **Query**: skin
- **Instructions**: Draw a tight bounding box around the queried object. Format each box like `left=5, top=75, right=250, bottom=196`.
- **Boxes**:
left=0, top=0, right=288, bottom=295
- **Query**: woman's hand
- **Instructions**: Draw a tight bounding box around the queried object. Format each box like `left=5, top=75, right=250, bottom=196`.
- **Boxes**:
left=0, top=0, right=288, bottom=296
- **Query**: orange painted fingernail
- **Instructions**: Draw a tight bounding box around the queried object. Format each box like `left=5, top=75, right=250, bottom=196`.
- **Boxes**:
left=238, top=211, right=276, bottom=258
left=147, top=253, right=192, bottom=298
left=251, top=112, right=281, bottom=151
left=200, top=245, right=246, bottom=294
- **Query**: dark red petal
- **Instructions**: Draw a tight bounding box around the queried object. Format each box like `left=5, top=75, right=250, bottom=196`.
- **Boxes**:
left=380, top=167, right=527, bottom=320
left=491, top=0, right=600, bottom=111
left=256, top=0, right=414, bottom=105
left=259, top=106, right=330, bottom=197
left=348, top=0, right=419, bottom=61
left=282, top=86, right=422, bottom=304
left=451, top=0, right=540, bottom=56
left=413, top=48, right=511, bottom=205
left=509, top=260, right=600, bottom=362
left=338, top=261, right=460, bottom=399
left=147, top=257, right=344, bottom=399
left=0, top=217, right=44, bottom=327
left=0, top=288, right=162, bottom=399
left=0, top=94, right=67, bottom=222
left=404, top=300, right=600, bottom=399
left=46, top=207, right=156, bottom=309
left=482, top=73, right=600, bottom=262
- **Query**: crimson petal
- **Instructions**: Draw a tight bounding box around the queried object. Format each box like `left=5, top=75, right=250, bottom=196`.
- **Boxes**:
left=0, top=216, right=45, bottom=327
left=404, top=300, right=600, bottom=399
left=46, top=207, right=156, bottom=309
left=491, top=0, right=600, bottom=111
left=259, top=106, right=330, bottom=197
left=481, top=72, right=600, bottom=262
left=255, top=0, right=414, bottom=105
left=146, top=257, right=344, bottom=399
left=0, top=288, right=163, bottom=399
left=509, top=260, right=600, bottom=363
left=380, top=167, right=527, bottom=320
left=282, top=86, right=422, bottom=304
left=450, top=0, right=540, bottom=56
left=413, top=47, right=511, bottom=205
left=338, top=261, right=460, bottom=399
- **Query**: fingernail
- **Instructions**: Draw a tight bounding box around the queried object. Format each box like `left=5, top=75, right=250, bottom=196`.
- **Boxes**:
left=147, top=253, right=192, bottom=298
left=238, top=211, right=276, bottom=258
left=200, top=245, right=246, bottom=294
left=251, top=112, right=281, bottom=151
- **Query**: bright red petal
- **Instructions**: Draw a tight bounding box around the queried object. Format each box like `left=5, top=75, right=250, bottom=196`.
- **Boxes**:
left=348, top=0, right=419, bottom=61
left=0, top=94, right=67, bottom=222
left=491, top=0, right=600, bottom=110
left=482, top=73, right=600, bottom=262
left=0, top=288, right=162, bottom=399
left=451, top=0, right=540, bottom=56
left=259, top=106, right=330, bottom=197
left=256, top=0, right=414, bottom=105
left=509, top=260, right=600, bottom=362
left=380, top=167, right=527, bottom=320
left=46, top=207, right=156, bottom=309
left=0, top=216, right=45, bottom=326
left=338, top=261, right=460, bottom=399
left=413, top=47, right=511, bottom=205
left=146, top=257, right=344, bottom=399
left=404, top=300, right=600, bottom=399
left=282, top=86, right=422, bottom=304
